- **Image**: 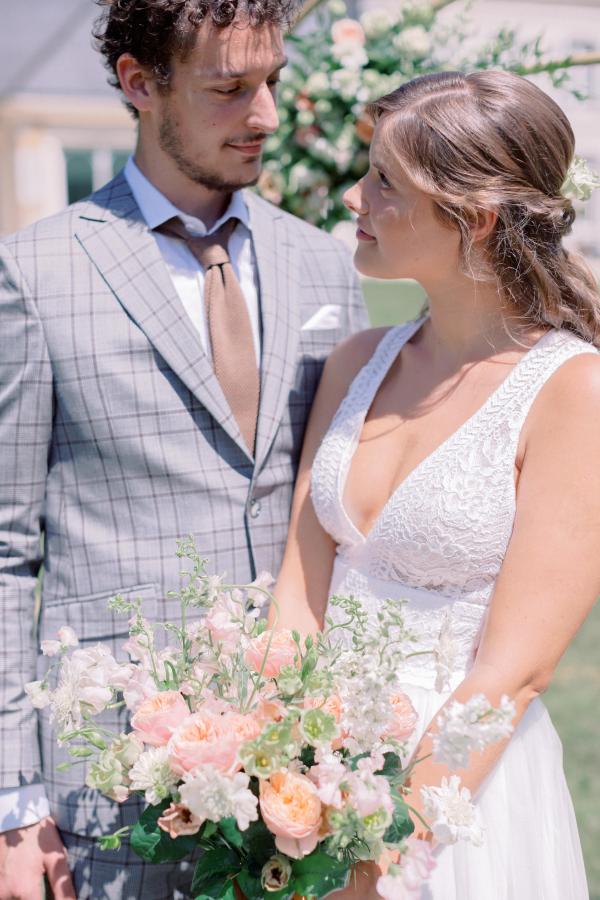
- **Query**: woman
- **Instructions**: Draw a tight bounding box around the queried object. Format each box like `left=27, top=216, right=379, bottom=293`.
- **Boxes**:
left=273, top=70, right=600, bottom=898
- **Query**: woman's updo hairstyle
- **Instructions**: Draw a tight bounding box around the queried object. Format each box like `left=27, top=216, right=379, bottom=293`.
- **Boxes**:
left=368, top=70, right=600, bottom=346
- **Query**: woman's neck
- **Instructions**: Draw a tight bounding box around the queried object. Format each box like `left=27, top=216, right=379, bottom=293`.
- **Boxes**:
left=417, top=274, right=544, bottom=368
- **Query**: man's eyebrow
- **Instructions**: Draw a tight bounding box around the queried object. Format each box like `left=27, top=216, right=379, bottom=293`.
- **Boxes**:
left=204, top=57, right=289, bottom=80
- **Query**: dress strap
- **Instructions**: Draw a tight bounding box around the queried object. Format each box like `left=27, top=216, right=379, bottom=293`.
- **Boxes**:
left=330, top=316, right=427, bottom=428
left=501, top=329, right=598, bottom=439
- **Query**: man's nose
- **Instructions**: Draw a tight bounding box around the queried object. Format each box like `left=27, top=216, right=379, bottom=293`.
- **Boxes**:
left=246, top=82, right=279, bottom=134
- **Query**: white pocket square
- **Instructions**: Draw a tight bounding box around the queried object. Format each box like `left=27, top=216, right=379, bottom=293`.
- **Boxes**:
left=301, top=304, right=342, bottom=331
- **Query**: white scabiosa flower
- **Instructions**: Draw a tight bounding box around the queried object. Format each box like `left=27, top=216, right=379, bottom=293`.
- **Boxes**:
left=179, top=767, right=258, bottom=831
left=421, top=775, right=484, bottom=846
left=376, top=838, right=436, bottom=899
left=128, top=746, right=178, bottom=805
left=433, top=694, right=515, bottom=769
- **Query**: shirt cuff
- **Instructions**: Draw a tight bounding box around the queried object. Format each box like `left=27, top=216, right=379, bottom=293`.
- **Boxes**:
left=0, top=785, right=50, bottom=832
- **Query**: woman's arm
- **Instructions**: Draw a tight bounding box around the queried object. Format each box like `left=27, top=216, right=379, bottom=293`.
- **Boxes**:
left=406, top=352, right=600, bottom=833
left=270, top=328, right=388, bottom=634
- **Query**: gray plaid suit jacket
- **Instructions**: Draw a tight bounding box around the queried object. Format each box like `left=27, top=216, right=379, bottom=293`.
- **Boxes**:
left=0, top=173, right=368, bottom=839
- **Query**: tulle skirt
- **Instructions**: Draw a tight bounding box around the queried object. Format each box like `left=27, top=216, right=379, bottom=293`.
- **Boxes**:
left=403, top=686, right=589, bottom=900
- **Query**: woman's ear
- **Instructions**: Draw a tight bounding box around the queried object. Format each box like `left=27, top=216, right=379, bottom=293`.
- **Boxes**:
left=471, top=208, right=498, bottom=243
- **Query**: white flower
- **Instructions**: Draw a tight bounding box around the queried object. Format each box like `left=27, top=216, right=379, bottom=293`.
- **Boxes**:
left=24, top=680, right=50, bottom=709
left=433, top=611, right=459, bottom=693
left=41, top=640, right=62, bottom=657
left=331, top=42, right=369, bottom=71
left=376, top=839, right=436, bottom=899
left=421, top=775, right=484, bottom=846
left=393, top=26, right=432, bottom=58
left=347, top=756, right=394, bottom=821
left=308, top=749, right=348, bottom=808
left=179, top=767, right=258, bottom=831
left=562, top=155, right=600, bottom=201
left=49, top=645, right=121, bottom=729
left=246, top=572, right=275, bottom=609
left=433, top=694, right=515, bottom=769
left=57, top=626, right=79, bottom=648
left=129, top=746, right=178, bottom=805
left=360, top=9, right=396, bottom=39
left=304, top=72, right=330, bottom=99
left=331, top=69, right=362, bottom=103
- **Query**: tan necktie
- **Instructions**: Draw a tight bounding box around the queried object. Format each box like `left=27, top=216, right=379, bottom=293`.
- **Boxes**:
left=161, top=217, right=260, bottom=455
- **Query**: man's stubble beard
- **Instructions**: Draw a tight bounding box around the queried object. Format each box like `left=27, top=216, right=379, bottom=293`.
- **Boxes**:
left=158, top=107, right=261, bottom=193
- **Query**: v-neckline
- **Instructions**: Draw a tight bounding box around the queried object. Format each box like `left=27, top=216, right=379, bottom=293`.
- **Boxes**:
left=338, top=319, right=553, bottom=544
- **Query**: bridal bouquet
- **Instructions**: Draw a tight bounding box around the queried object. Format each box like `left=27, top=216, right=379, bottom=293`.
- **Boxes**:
left=27, top=538, right=514, bottom=899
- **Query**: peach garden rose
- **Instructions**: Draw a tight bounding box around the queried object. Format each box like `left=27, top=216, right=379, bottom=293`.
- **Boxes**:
left=244, top=629, right=299, bottom=679
left=130, top=690, right=191, bottom=747
left=259, top=770, right=323, bottom=859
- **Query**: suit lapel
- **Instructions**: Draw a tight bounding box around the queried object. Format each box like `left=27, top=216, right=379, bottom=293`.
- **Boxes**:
left=76, top=175, right=251, bottom=460
left=246, top=192, right=302, bottom=473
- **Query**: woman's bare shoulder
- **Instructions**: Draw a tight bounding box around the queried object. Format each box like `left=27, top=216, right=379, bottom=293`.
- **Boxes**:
left=322, top=326, right=391, bottom=390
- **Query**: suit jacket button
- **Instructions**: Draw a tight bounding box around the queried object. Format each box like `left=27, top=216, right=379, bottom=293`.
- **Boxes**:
left=250, top=499, right=262, bottom=519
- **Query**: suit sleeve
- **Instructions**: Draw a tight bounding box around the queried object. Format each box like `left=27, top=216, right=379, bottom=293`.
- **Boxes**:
left=0, top=243, right=52, bottom=789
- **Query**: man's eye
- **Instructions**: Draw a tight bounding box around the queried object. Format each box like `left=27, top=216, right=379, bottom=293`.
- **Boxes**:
left=214, top=86, right=241, bottom=95
left=268, top=79, right=281, bottom=88
left=377, top=169, right=391, bottom=188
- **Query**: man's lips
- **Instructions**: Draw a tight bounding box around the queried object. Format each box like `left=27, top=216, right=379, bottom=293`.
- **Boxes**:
left=226, top=141, right=265, bottom=155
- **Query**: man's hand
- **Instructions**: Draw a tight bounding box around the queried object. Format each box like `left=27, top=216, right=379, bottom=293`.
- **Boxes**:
left=0, top=817, right=75, bottom=900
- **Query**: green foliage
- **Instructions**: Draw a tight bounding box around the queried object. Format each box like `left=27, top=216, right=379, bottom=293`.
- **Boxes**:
left=130, top=800, right=199, bottom=863
left=383, top=793, right=415, bottom=844
left=191, top=847, right=241, bottom=899
left=291, top=850, right=351, bottom=895
left=259, top=0, right=592, bottom=229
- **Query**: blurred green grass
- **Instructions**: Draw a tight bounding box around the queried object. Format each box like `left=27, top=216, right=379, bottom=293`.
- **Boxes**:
left=364, top=276, right=600, bottom=899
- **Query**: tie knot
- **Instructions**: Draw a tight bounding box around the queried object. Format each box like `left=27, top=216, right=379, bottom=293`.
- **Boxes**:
left=158, top=216, right=238, bottom=270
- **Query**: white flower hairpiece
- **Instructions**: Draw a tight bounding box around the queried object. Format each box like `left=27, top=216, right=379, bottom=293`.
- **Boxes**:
left=561, top=155, right=600, bottom=202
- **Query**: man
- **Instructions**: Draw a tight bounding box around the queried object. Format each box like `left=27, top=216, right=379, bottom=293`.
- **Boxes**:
left=0, top=0, right=368, bottom=896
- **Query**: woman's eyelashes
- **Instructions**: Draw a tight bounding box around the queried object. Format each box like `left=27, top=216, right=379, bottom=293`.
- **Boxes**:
left=376, top=168, right=392, bottom=189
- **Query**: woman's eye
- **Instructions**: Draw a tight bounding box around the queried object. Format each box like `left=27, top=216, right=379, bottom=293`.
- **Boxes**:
left=377, top=169, right=391, bottom=188
left=215, top=86, right=241, bottom=95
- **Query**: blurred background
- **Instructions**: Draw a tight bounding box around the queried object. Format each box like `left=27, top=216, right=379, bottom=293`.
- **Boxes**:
left=1, top=0, right=598, bottom=895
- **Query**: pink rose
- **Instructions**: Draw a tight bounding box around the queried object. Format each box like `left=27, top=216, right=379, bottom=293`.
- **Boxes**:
left=260, top=770, right=323, bottom=859
left=385, top=692, right=418, bottom=742
left=167, top=711, right=242, bottom=777
left=244, top=629, right=298, bottom=679
left=331, top=18, right=366, bottom=46
left=157, top=802, right=203, bottom=839
left=130, top=691, right=190, bottom=747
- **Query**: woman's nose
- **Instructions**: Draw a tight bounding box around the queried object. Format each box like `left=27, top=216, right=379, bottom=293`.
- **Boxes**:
left=343, top=180, right=367, bottom=215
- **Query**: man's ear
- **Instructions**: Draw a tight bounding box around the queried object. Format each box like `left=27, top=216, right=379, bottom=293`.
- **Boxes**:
left=471, top=207, right=498, bottom=243
left=116, top=53, right=155, bottom=115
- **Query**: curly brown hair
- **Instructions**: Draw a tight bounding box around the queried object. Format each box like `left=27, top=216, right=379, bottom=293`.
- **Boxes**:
left=94, top=0, right=299, bottom=118
left=368, top=71, right=600, bottom=347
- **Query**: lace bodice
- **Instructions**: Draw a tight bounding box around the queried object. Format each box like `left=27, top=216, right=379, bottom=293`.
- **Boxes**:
left=311, top=319, right=597, bottom=687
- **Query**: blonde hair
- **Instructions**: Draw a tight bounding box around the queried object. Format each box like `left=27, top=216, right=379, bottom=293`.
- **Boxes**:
left=368, top=70, right=600, bottom=346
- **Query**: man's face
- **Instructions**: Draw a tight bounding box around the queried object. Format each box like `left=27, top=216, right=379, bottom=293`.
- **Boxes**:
left=154, top=21, right=286, bottom=192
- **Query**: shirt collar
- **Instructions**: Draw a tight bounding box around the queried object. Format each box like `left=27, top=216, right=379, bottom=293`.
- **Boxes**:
left=123, top=156, right=250, bottom=236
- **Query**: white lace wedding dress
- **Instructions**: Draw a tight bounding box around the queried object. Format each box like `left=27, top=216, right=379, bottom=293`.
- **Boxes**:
left=311, top=317, right=592, bottom=899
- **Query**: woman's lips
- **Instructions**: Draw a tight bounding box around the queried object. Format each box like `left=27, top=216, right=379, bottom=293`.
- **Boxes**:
left=356, top=227, right=376, bottom=242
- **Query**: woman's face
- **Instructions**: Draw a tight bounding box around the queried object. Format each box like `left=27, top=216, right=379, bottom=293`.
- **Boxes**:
left=344, top=122, right=462, bottom=283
